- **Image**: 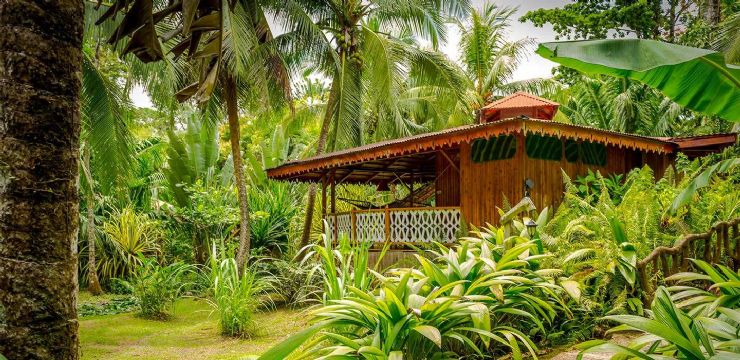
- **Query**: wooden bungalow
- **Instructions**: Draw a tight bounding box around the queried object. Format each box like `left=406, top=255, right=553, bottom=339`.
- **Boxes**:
left=267, top=92, right=736, bottom=245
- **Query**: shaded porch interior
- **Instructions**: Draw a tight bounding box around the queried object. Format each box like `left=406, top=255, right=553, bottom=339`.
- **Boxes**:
left=316, top=150, right=463, bottom=244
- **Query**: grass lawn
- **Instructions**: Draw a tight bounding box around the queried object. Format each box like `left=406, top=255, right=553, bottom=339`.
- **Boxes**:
left=79, top=297, right=308, bottom=360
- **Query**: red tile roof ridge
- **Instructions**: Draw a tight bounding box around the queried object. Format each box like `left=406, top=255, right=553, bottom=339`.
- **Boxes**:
left=482, top=91, right=559, bottom=109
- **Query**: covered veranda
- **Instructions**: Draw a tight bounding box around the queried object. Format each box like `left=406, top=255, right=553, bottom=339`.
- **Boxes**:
left=269, top=148, right=463, bottom=244
left=265, top=124, right=488, bottom=244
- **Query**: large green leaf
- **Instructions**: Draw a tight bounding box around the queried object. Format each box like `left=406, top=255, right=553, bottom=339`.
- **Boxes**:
left=670, top=158, right=740, bottom=214
left=536, top=39, right=740, bottom=121
left=257, top=321, right=332, bottom=360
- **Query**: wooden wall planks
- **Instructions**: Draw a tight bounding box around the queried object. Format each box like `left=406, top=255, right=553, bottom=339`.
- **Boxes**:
left=456, top=132, right=674, bottom=227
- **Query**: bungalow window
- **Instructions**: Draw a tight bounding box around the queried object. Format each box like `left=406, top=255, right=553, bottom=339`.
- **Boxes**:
left=471, top=135, right=516, bottom=162
left=525, top=134, right=562, bottom=161
left=580, top=141, right=608, bottom=166
left=565, top=139, right=579, bottom=163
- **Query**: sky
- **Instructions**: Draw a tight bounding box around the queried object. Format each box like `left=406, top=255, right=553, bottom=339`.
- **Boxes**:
left=130, top=0, right=569, bottom=108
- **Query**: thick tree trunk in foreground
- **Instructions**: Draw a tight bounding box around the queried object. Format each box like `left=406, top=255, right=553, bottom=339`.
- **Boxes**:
left=83, top=144, right=103, bottom=295
left=0, top=0, right=84, bottom=358
left=299, top=84, right=337, bottom=249
left=225, top=75, right=252, bottom=270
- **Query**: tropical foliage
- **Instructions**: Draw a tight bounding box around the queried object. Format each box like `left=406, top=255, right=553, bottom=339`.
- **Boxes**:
left=54, top=1, right=740, bottom=359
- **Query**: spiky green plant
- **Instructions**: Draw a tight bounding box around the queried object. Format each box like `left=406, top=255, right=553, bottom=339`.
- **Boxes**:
left=99, top=207, right=161, bottom=280
left=666, top=259, right=740, bottom=317
left=578, top=286, right=740, bottom=359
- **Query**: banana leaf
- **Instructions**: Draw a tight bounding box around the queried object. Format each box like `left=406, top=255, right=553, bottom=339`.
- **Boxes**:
left=536, top=39, right=740, bottom=121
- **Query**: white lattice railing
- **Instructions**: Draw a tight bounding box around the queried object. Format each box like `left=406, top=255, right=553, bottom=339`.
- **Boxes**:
left=326, top=207, right=461, bottom=244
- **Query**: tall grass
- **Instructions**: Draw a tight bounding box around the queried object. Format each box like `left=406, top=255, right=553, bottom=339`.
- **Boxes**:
left=207, top=243, right=275, bottom=337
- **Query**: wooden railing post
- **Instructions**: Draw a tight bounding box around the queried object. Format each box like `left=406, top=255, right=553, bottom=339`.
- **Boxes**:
left=637, top=263, right=652, bottom=306
left=384, top=206, right=391, bottom=243
left=334, top=213, right=339, bottom=241
left=734, top=224, right=740, bottom=270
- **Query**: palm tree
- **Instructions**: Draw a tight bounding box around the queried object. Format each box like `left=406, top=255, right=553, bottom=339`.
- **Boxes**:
left=555, top=76, right=686, bottom=136
left=0, top=0, right=84, bottom=358
left=713, top=11, right=740, bottom=64
left=456, top=3, right=559, bottom=116
left=98, top=0, right=293, bottom=270
left=290, top=0, right=472, bottom=247
left=80, top=45, right=134, bottom=295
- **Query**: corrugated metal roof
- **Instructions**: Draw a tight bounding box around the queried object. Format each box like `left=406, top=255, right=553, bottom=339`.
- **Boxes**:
left=266, top=117, right=687, bottom=181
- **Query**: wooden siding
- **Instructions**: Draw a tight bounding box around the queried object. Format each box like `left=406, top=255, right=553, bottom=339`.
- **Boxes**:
left=459, top=133, right=674, bottom=227
left=435, top=150, right=460, bottom=206
left=459, top=138, right=526, bottom=226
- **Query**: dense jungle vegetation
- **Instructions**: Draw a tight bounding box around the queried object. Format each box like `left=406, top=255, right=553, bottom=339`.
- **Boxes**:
left=0, top=0, right=739, bottom=359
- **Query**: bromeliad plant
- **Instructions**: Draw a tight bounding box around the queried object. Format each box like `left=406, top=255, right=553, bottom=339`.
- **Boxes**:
left=408, top=230, right=572, bottom=356
left=259, top=269, right=501, bottom=360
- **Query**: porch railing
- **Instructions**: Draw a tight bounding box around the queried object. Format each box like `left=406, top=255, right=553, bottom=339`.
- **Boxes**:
left=325, top=207, right=461, bottom=244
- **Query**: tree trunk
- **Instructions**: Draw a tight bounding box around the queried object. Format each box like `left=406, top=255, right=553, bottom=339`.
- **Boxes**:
left=0, top=0, right=84, bottom=358
left=83, top=144, right=103, bottom=295
left=299, top=81, right=338, bottom=249
left=225, top=75, right=251, bottom=271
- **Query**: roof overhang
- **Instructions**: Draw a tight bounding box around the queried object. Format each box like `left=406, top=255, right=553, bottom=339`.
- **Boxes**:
left=267, top=118, right=682, bottom=183
left=661, top=133, right=737, bottom=158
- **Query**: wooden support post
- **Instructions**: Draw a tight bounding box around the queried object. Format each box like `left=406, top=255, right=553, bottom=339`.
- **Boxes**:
left=714, top=229, right=723, bottom=263
left=410, top=173, right=415, bottom=206
left=680, top=247, right=689, bottom=271
left=321, top=174, right=328, bottom=219
left=704, top=237, right=712, bottom=261
left=723, top=225, right=731, bottom=261
left=330, top=171, right=337, bottom=214
left=660, top=255, right=670, bottom=277
left=637, top=264, right=652, bottom=306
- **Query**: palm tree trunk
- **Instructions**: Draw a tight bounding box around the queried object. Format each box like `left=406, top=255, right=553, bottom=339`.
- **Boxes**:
left=225, top=75, right=252, bottom=270
left=0, top=0, right=83, bottom=358
left=299, top=81, right=338, bottom=249
left=84, top=144, right=103, bottom=295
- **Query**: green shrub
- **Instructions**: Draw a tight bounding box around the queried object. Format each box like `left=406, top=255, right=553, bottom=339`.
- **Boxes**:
left=128, top=257, right=193, bottom=319
left=260, top=227, right=570, bottom=360
left=270, top=259, right=321, bottom=307
left=207, top=244, right=275, bottom=337
left=107, top=278, right=133, bottom=295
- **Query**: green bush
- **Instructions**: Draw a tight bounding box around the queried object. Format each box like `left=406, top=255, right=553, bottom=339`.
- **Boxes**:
left=207, top=244, right=275, bottom=337
left=128, top=257, right=193, bottom=319
left=260, top=227, right=570, bottom=360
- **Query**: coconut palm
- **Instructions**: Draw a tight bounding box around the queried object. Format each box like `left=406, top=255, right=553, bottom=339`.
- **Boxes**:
left=457, top=4, right=560, bottom=115
left=80, top=46, right=134, bottom=295
left=290, top=0, right=472, bottom=247
left=0, top=0, right=84, bottom=357
left=556, top=76, right=684, bottom=136
left=97, top=0, right=296, bottom=270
